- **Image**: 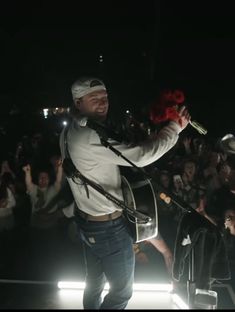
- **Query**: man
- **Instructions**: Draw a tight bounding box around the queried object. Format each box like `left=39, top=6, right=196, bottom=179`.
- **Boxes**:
left=22, top=162, right=63, bottom=223
left=59, top=77, right=190, bottom=309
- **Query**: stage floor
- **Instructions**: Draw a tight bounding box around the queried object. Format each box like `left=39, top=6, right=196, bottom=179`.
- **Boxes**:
left=1, top=224, right=235, bottom=309
left=0, top=279, right=235, bottom=309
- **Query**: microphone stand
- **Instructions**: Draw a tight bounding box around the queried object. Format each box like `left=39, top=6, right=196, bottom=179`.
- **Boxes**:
left=96, top=130, right=218, bottom=309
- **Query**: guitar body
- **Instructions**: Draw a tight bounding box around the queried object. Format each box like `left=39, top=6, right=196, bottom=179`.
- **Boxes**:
left=121, top=172, right=158, bottom=243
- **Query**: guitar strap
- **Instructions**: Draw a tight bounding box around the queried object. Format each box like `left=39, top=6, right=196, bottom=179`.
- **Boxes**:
left=62, top=123, right=90, bottom=199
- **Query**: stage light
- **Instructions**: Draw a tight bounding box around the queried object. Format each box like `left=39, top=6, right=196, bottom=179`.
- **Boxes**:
left=99, top=54, right=103, bottom=62
left=57, top=281, right=173, bottom=291
left=43, top=108, right=49, bottom=119
left=172, top=293, right=189, bottom=309
left=57, top=281, right=189, bottom=309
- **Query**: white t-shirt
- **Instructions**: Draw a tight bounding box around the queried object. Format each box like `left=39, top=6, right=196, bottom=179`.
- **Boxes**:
left=28, top=184, right=60, bottom=214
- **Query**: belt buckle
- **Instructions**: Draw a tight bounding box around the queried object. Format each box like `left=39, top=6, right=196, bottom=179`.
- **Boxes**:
left=110, top=210, right=121, bottom=220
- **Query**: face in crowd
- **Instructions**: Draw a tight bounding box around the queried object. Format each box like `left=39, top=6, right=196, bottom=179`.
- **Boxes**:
left=224, top=209, right=235, bottom=236
left=38, top=172, right=50, bottom=189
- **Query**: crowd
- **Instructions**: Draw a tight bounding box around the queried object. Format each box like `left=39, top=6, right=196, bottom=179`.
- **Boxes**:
left=0, top=118, right=235, bottom=291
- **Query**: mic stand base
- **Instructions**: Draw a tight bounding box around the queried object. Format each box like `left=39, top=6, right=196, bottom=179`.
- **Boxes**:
left=187, top=280, right=196, bottom=308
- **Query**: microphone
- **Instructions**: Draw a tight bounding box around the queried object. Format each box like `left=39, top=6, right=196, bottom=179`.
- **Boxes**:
left=77, top=117, right=129, bottom=143
left=189, top=120, right=207, bottom=135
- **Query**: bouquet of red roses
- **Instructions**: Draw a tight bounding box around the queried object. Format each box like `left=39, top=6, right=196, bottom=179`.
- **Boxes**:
left=149, top=89, right=207, bottom=135
left=150, top=89, right=185, bottom=124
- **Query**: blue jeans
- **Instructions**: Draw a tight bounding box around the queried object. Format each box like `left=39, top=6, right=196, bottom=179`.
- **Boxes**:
left=75, top=215, right=135, bottom=309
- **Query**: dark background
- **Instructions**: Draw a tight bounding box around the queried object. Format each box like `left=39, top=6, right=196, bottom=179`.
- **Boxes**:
left=0, top=0, right=235, bottom=143
left=1, top=2, right=235, bottom=302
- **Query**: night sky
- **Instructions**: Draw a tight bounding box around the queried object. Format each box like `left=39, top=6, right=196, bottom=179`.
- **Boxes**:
left=1, top=0, right=235, bottom=139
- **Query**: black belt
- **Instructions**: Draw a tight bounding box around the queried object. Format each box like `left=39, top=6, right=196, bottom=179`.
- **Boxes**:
left=76, top=209, right=122, bottom=221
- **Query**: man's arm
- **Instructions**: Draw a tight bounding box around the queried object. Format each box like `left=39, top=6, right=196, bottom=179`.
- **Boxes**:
left=22, top=164, right=35, bottom=193
left=54, top=158, right=63, bottom=192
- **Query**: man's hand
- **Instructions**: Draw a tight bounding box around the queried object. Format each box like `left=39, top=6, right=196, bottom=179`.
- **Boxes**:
left=174, top=105, right=191, bottom=130
left=22, top=164, right=31, bottom=173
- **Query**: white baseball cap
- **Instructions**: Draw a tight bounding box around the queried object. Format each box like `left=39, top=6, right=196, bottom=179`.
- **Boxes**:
left=71, top=77, right=106, bottom=100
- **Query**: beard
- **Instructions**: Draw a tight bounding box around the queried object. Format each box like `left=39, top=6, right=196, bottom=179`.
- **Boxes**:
left=87, top=112, right=108, bottom=123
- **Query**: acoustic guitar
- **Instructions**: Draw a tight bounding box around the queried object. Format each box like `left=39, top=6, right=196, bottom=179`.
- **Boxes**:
left=121, top=171, right=158, bottom=243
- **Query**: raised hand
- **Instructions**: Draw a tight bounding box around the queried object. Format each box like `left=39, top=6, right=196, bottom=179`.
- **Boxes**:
left=22, top=164, right=31, bottom=173
left=175, top=105, right=191, bottom=130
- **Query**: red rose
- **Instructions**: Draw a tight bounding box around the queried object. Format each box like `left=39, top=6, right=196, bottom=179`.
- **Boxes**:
left=150, top=89, right=185, bottom=124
